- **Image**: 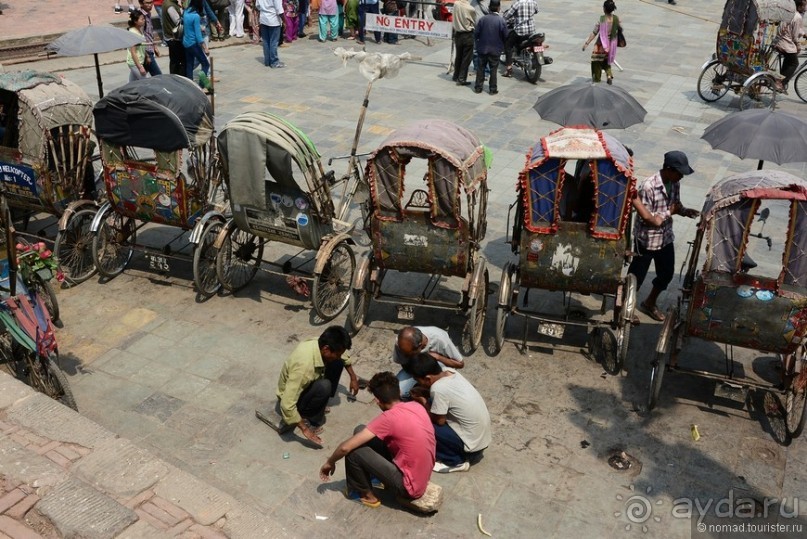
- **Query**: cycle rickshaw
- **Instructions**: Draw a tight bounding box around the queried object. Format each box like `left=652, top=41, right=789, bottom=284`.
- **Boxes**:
left=697, top=0, right=796, bottom=110
left=346, top=119, right=490, bottom=352
left=89, top=75, right=226, bottom=293
left=0, top=196, right=76, bottom=410
left=0, top=70, right=100, bottom=285
left=648, top=171, right=807, bottom=444
left=212, top=111, right=357, bottom=320
left=491, top=127, right=637, bottom=375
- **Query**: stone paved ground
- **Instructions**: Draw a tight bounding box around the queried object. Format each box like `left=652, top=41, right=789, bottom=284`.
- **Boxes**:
left=2, top=0, right=807, bottom=537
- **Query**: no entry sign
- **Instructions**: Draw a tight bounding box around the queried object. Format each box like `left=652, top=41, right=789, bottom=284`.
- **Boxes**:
left=365, top=14, right=452, bottom=39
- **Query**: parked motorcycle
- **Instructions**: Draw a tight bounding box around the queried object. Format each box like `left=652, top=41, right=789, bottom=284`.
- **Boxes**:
left=503, top=32, right=553, bottom=84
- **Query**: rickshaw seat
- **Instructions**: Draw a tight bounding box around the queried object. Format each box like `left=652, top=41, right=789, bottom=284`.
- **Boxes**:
left=371, top=211, right=470, bottom=277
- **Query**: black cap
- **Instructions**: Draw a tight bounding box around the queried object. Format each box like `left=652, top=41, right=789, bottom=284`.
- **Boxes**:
left=663, top=151, right=694, bottom=175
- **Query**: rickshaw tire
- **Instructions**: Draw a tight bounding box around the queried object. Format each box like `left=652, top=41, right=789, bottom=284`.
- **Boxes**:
left=31, top=275, right=60, bottom=325
left=92, top=211, right=136, bottom=279
left=46, top=356, right=77, bottom=411
left=597, top=327, right=619, bottom=375
left=608, top=321, right=628, bottom=376
left=739, top=75, right=777, bottom=111
left=216, top=227, right=263, bottom=293
left=464, top=268, right=489, bottom=354
left=55, top=208, right=98, bottom=285
left=784, top=372, right=807, bottom=438
left=193, top=219, right=224, bottom=298
left=493, top=264, right=514, bottom=355
left=25, top=352, right=77, bottom=411
left=696, top=60, right=729, bottom=102
left=312, top=240, right=356, bottom=321
left=794, top=68, right=807, bottom=104
left=647, top=347, right=668, bottom=411
left=346, top=256, right=372, bottom=336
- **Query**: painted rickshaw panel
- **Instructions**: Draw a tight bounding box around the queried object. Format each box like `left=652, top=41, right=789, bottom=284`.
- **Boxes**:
left=371, top=211, right=470, bottom=276
left=218, top=112, right=333, bottom=251
left=518, top=222, right=625, bottom=292
left=0, top=71, right=94, bottom=215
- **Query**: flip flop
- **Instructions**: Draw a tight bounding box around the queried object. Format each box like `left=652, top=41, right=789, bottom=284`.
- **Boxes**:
left=344, top=489, right=381, bottom=508
left=639, top=302, right=665, bottom=322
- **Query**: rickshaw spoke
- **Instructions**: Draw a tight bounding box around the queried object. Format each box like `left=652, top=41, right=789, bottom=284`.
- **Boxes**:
left=216, top=227, right=263, bottom=292
left=313, top=242, right=355, bottom=321
left=55, top=208, right=98, bottom=285
left=193, top=220, right=223, bottom=297
left=739, top=76, right=777, bottom=110
left=92, top=211, right=136, bottom=279
left=697, top=60, right=730, bottom=102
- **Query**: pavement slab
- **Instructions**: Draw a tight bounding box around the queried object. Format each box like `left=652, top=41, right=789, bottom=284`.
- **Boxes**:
left=72, top=438, right=169, bottom=499
left=153, top=468, right=234, bottom=526
left=6, top=394, right=114, bottom=449
left=0, top=437, right=67, bottom=490
left=36, top=478, right=138, bottom=539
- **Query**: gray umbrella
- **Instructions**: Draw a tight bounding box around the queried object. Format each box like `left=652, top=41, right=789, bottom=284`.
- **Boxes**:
left=46, top=23, right=144, bottom=98
left=701, top=109, right=807, bottom=170
left=532, top=82, right=647, bottom=129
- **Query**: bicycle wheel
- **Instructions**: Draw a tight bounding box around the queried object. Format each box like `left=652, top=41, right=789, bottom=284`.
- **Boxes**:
left=346, top=255, right=373, bottom=336
left=54, top=208, right=97, bottom=285
left=463, top=268, right=489, bottom=354
left=794, top=68, right=807, bottom=103
left=24, top=352, right=77, bottom=411
left=739, top=75, right=777, bottom=110
left=29, top=274, right=60, bottom=324
left=312, top=239, right=356, bottom=321
left=696, top=60, right=730, bottom=102
left=192, top=219, right=223, bottom=297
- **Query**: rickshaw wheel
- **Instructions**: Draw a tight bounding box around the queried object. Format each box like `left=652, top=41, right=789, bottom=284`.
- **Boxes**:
left=612, top=273, right=638, bottom=375
left=696, top=60, right=730, bottom=102
left=216, top=226, right=264, bottom=292
left=54, top=208, right=97, bottom=285
left=24, top=352, right=77, bottom=411
left=92, top=210, right=136, bottom=279
left=647, top=310, right=676, bottom=410
left=785, top=385, right=807, bottom=438
left=347, top=255, right=373, bottom=336
left=193, top=220, right=224, bottom=297
left=464, top=268, right=489, bottom=354
left=739, top=76, right=777, bottom=111
left=29, top=275, right=60, bottom=324
left=0, top=334, right=23, bottom=379
left=493, top=263, right=515, bottom=355
left=312, top=240, right=356, bottom=321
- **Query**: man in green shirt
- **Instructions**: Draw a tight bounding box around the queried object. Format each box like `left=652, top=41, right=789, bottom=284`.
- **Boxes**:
left=276, top=326, right=359, bottom=446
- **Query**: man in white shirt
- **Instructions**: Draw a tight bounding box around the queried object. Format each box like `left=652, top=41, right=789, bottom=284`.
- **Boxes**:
left=256, top=0, right=285, bottom=68
left=392, top=326, right=464, bottom=398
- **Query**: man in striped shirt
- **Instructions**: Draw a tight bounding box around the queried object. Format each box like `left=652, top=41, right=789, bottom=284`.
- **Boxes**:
left=628, top=151, right=699, bottom=322
left=501, top=0, right=538, bottom=77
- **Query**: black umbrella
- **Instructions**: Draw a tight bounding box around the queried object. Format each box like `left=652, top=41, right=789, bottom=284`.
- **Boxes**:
left=533, top=82, right=647, bottom=129
left=46, top=21, right=144, bottom=98
left=701, top=109, right=807, bottom=169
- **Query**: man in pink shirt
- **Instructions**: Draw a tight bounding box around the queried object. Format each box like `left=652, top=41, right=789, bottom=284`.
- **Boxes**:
left=319, top=372, right=436, bottom=508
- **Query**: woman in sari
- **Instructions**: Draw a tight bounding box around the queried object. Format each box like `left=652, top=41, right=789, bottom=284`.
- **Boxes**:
left=582, top=0, right=619, bottom=84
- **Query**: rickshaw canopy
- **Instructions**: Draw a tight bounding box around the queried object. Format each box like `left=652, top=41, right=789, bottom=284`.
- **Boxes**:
left=701, top=170, right=807, bottom=286
left=521, top=127, right=634, bottom=239
left=217, top=111, right=331, bottom=219
left=718, top=0, right=796, bottom=76
left=367, top=119, right=488, bottom=226
left=93, top=75, right=213, bottom=152
left=0, top=70, right=93, bottom=162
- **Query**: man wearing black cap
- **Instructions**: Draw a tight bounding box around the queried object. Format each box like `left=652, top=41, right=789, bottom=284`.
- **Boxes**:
left=629, top=151, right=699, bottom=322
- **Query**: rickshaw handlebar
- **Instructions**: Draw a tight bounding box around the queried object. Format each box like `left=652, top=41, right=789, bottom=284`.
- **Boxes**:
left=328, top=151, right=373, bottom=166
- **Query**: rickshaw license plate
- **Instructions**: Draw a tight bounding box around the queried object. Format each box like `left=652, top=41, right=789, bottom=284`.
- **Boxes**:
left=146, top=254, right=170, bottom=272
left=534, top=46, right=545, bottom=52
left=397, top=306, right=415, bottom=320
left=537, top=322, right=564, bottom=339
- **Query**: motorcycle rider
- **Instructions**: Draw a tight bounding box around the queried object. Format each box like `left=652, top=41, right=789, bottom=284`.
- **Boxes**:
left=502, top=0, right=538, bottom=77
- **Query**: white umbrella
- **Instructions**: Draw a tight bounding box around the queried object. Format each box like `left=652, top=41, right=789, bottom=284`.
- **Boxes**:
left=46, top=21, right=144, bottom=98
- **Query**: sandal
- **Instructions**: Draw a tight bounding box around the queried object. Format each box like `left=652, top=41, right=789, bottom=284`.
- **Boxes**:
left=502, top=66, right=513, bottom=78
left=638, top=302, right=665, bottom=322
left=344, top=489, right=381, bottom=508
